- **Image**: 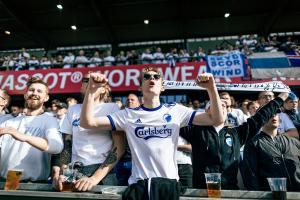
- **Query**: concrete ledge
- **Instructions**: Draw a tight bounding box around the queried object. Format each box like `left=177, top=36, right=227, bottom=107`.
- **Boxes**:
left=1, top=182, right=300, bottom=199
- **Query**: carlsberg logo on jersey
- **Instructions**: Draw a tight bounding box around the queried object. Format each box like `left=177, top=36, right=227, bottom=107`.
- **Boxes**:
left=135, top=125, right=172, bottom=140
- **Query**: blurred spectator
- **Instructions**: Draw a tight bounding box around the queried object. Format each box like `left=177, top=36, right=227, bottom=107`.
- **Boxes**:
left=15, top=57, right=27, bottom=71
left=28, top=55, right=40, bottom=70
left=22, top=107, right=29, bottom=115
left=55, top=102, right=68, bottom=127
left=66, top=97, right=78, bottom=107
left=241, top=99, right=251, bottom=116
left=178, top=49, right=190, bottom=63
left=115, top=51, right=127, bottom=66
left=114, top=98, right=123, bottom=109
left=231, top=96, right=238, bottom=108
left=18, top=48, right=30, bottom=60
left=152, top=47, right=165, bottom=64
left=40, top=56, right=51, bottom=69
left=193, top=47, right=206, bottom=61
left=141, top=48, right=153, bottom=64
left=235, top=35, right=244, bottom=49
left=0, top=104, right=21, bottom=124
left=126, top=50, right=138, bottom=65
left=50, top=99, right=60, bottom=116
left=89, top=51, right=102, bottom=68
left=53, top=55, right=64, bottom=68
left=165, top=48, right=178, bottom=67
left=241, top=45, right=252, bottom=56
left=269, top=36, right=281, bottom=49
left=63, top=52, right=75, bottom=68
left=283, top=94, right=300, bottom=134
left=0, top=89, right=10, bottom=115
left=192, top=100, right=204, bottom=112
left=220, top=92, right=248, bottom=127
left=10, top=105, right=21, bottom=117
left=258, top=91, right=299, bottom=139
left=243, top=34, right=257, bottom=50
left=126, top=93, right=140, bottom=108
left=75, top=50, right=89, bottom=68
left=103, top=50, right=115, bottom=66
left=247, top=101, right=259, bottom=116
left=2, top=55, right=15, bottom=70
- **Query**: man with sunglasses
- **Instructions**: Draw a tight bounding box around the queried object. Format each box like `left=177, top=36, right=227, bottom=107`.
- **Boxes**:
left=80, top=67, right=224, bottom=199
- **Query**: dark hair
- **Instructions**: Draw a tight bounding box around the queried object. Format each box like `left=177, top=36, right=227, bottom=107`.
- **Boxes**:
left=246, top=101, right=259, bottom=111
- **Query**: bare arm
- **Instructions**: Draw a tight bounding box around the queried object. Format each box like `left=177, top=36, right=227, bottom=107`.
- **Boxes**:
left=80, top=73, right=112, bottom=130
left=0, top=127, right=49, bottom=151
left=177, top=144, right=192, bottom=153
left=52, top=133, right=72, bottom=191
left=74, top=131, right=125, bottom=191
left=192, top=73, right=225, bottom=126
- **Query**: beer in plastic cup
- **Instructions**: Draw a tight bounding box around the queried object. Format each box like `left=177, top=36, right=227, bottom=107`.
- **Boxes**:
left=4, top=169, right=23, bottom=191
left=204, top=173, right=221, bottom=198
left=61, top=168, right=75, bottom=192
left=267, top=177, right=287, bottom=200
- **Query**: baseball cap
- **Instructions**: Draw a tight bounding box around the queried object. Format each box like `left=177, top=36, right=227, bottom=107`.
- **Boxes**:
left=56, top=102, right=68, bottom=109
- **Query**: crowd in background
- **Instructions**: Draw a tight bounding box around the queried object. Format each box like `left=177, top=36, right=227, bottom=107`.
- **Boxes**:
left=0, top=34, right=299, bottom=70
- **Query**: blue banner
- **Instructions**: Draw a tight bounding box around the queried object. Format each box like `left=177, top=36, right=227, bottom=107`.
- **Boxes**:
left=206, top=52, right=246, bottom=78
left=248, top=52, right=300, bottom=79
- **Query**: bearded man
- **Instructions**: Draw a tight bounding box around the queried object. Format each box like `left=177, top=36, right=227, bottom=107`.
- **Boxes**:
left=0, top=77, right=63, bottom=182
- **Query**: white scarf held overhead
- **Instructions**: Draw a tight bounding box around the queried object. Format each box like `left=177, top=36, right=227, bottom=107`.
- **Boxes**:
left=163, top=81, right=291, bottom=93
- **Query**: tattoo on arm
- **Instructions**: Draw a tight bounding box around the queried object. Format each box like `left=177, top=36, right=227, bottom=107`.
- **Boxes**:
left=101, top=146, right=118, bottom=168
left=60, top=134, right=72, bottom=165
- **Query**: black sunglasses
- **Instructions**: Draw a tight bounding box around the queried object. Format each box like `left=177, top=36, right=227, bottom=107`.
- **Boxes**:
left=82, top=78, right=89, bottom=83
left=143, top=73, right=161, bottom=80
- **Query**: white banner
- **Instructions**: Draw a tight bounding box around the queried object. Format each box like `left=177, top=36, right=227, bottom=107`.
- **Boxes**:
left=206, top=52, right=246, bottom=78
left=163, top=80, right=290, bottom=93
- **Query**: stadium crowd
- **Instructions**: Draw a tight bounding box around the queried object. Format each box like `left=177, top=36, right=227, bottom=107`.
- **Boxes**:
left=0, top=32, right=300, bottom=199
left=0, top=66, right=300, bottom=199
left=0, top=34, right=299, bottom=70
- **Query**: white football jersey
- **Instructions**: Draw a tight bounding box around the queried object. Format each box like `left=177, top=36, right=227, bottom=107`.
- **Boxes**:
left=108, top=103, right=196, bottom=184
left=60, top=103, right=119, bottom=166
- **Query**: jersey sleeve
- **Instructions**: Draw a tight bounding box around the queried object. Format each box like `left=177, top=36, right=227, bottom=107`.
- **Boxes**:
left=45, top=117, right=64, bottom=154
left=176, top=104, right=197, bottom=127
left=107, top=109, right=127, bottom=131
left=60, top=108, right=73, bottom=135
left=279, top=113, right=296, bottom=133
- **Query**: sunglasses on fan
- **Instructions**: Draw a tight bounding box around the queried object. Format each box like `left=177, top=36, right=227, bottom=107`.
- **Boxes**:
left=143, top=73, right=161, bottom=80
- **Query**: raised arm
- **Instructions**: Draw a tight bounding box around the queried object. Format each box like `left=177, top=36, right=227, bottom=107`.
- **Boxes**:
left=80, top=73, right=112, bottom=130
left=237, top=93, right=289, bottom=145
left=74, top=131, right=125, bottom=191
left=192, top=73, right=225, bottom=126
